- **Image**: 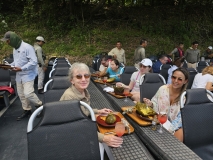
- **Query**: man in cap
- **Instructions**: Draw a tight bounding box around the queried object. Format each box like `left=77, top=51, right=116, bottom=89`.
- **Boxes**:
left=34, top=36, right=46, bottom=94
left=1, top=31, right=42, bottom=120
left=203, top=46, right=213, bottom=60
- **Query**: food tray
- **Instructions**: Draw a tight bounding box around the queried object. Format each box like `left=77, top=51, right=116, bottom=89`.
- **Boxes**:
left=121, top=106, right=153, bottom=126
left=0, top=64, right=14, bottom=69
left=94, top=79, right=116, bottom=85
left=108, top=92, right=133, bottom=99
left=96, top=112, right=134, bottom=135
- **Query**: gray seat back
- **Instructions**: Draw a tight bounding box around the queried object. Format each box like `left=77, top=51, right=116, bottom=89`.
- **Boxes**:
left=160, top=64, right=172, bottom=83
left=140, top=73, right=165, bottom=102
left=186, top=68, right=197, bottom=89
left=180, top=89, right=213, bottom=159
left=27, top=100, right=100, bottom=160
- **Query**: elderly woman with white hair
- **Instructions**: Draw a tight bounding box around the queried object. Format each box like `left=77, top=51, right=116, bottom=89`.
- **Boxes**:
left=60, top=62, right=123, bottom=147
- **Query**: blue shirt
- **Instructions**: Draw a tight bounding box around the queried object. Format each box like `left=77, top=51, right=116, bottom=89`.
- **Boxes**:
left=10, top=41, right=38, bottom=83
left=152, top=60, right=162, bottom=73
left=106, top=67, right=124, bottom=81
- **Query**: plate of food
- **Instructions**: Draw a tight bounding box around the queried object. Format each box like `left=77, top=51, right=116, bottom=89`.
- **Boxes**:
left=135, top=110, right=154, bottom=122
left=135, top=102, right=156, bottom=116
left=96, top=113, right=121, bottom=127
left=0, top=64, right=14, bottom=69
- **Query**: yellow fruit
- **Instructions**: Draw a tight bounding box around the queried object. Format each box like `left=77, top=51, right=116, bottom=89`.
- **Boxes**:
left=105, top=113, right=116, bottom=124
left=107, top=77, right=115, bottom=82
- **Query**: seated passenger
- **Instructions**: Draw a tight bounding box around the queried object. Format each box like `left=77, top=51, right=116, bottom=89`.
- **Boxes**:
left=191, top=66, right=213, bottom=89
left=99, top=59, right=124, bottom=81
left=152, top=55, right=168, bottom=73
left=99, top=55, right=111, bottom=72
left=60, top=62, right=123, bottom=147
left=167, top=57, right=185, bottom=84
left=144, top=68, right=189, bottom=142
left=116, top=58, right=152, bottom=102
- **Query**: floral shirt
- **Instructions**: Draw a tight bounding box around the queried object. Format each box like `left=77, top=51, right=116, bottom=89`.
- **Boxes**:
left=151, top=85, right=182, bottom=133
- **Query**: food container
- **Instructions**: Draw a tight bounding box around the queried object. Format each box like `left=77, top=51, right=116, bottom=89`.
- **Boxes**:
left=113, top=86, right=124, bottom=95
left=135, top=102, right=156, bottom=116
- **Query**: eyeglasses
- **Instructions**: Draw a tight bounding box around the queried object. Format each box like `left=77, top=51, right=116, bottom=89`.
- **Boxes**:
left=171, top=76, right=183, bottom=82
left=139, top=65, right=148, bottom=68
left=75, top=74, right=91, bottom=79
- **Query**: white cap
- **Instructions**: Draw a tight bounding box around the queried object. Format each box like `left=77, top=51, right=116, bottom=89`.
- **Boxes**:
left=208, top=46, right=212, bottom=50
left=139, top=58, right=153, bottom=67
left=36, top=36, right=45, bottom=43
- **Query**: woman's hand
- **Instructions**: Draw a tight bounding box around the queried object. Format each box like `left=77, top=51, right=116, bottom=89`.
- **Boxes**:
left=98, top=108, right=112, bottom=115
left=143, top=98, right=153, bottom=107
left=103, top=135, right=123, bottom=147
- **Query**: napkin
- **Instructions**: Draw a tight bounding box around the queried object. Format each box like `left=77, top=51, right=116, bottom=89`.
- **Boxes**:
left=103, top=87, right=114, bottom=92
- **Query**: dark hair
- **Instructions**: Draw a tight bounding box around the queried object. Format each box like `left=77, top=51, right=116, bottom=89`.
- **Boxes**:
left=111, top=59, right=120, bottom=66
left=159, top=54, right=167, bottom=60
left=173, top=57, right=185, bottom=67
left=116, top=41, right=121, bottom=44
left=140, top=39, right=147, bottom=45
left=101, top=55, right=109, bottom=61
left=172, top=67, right=189, bottom=103
left=192, top=41, right=199, bottom=45
left=179, top=42, right=184, bottom=45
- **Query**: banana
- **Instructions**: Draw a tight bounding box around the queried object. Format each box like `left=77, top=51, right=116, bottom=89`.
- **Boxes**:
left=107, top=77, right=115, bottom=82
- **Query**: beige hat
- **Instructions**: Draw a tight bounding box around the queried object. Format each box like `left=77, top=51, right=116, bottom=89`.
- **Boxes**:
left=36, top=36, right=45, bottom=43
left=208, top=46, right=212, bottom=50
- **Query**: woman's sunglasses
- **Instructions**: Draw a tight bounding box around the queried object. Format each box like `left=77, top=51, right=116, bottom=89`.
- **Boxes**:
left=75, top=74, right=91, bottom=79
left=171, top=76, right=183, bottom=82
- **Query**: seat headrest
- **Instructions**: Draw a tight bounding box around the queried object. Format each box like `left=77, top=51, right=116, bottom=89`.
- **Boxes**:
left=198, top=61, right=207, bottom=66
left=40, top=100, right=86, bottom=126
left=161, top=64, right=171, bottom=69
left=143, top=73, right=164, bottom=83
left=124, top=66, right=137, bottom=74
left=185, top=89, right=212, bottom=105
left=51, top=77, right=71, bottom=89
left=54, top=68, right=69, bottom=76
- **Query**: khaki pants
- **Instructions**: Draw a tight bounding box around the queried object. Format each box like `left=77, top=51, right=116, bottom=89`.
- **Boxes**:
left=17, top=80, right=42, bottom=110
left=38, top=65, right=45, bottom=90
left=187, top=62, right=197, bottom=69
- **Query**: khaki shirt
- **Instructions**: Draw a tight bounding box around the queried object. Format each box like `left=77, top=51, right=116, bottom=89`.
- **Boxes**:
left=34, top=43, right=45, bottom=67
left=108, top=47, right=126, bottom=64
left=60, top=85, right=104, bottom=142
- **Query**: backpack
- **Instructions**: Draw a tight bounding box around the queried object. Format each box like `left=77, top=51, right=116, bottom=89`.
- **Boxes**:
left=92, top=52, right=108, bottom=71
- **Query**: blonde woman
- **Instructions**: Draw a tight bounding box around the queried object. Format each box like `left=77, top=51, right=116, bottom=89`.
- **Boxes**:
left=191, top=66, right=213, bottom=89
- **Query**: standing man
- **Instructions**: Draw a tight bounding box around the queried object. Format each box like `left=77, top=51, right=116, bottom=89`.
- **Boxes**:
left=34, top=36, right=46, bottom=94
left=185, top=41, right=200, bottom=69
left=168, top=42, right=184, bottom=61
left=108, top=41, right=126, bottom=65
left=134, top=39, right=148, bottom=68
left=1, top=31, right=42, bottom=120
